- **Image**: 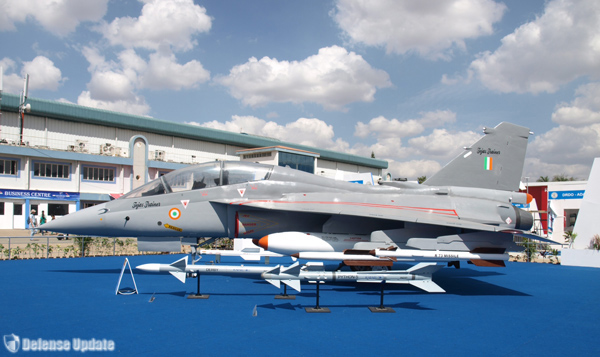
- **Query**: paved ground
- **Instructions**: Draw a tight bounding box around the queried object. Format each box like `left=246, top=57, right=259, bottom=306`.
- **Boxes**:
left=0, top=229, right=41, bottom=237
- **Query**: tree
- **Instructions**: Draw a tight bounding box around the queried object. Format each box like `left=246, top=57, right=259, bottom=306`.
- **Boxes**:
left=371, top=151, right=375, bottom=158
left=417, top=176, right=427, bottom=184
left=537, top=176, right=549, bottom=182
left=552, top=174, right=576, bottom=181
left=564, top=231, right=577, bottom=248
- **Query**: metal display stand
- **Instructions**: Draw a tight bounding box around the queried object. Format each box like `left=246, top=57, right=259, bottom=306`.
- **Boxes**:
left=305, top=282, right=330, bottom=313
left=187, top=272, right=209, bottom=299
left=274, top=284, right=296, bottom=300
left=115, top=258, right=138, bottom=295
left=368, top=281, right=395, bottom=313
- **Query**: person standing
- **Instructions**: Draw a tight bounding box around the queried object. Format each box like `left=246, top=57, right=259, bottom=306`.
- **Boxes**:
left=29, top=209, right=37, bottom=239
left=40, top=211, right=47, bottom=235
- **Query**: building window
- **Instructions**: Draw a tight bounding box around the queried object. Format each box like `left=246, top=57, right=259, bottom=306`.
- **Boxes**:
left=278, top=152, right=315, bottom=174
left=14, top=204, right=23, bottom=216
left=0, top=159, right=18, bottom=175
left=243, top=152, right=272, bottom=159
left=0, top=202, right=4, bottom=215
left=83, top=166, right=115, bottom=182
left=48, top=204, right=68, bottom=216
left=34, top=162, right=70, bottom=179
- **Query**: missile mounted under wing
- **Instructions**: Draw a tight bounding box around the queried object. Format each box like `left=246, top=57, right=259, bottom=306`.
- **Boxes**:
left=42, top=122, right=550, bottom=270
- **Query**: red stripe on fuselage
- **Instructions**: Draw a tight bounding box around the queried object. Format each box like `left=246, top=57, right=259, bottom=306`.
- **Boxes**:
left=230, top=200, right=458, bottom=217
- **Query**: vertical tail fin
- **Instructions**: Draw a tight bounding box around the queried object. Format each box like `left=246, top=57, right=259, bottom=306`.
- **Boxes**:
left=424, top=122, right=531, bottom=191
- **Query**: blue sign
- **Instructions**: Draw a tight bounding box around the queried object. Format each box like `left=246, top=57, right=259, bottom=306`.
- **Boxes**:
left=0, top=189, right=80, bottom=201
left=513, top=203, right=530, bottom=209
left=549, top=190, right=585, bottom=200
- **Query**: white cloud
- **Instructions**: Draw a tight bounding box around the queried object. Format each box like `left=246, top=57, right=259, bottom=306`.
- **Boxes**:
left=552, top=82, right=600, bottom=126
left=191, top=115, right=351, bottom=152
left=78, top=45, right=210, bottom=113
left=75, top=1, right=212, bottom=114
left=470, top=0, right=600, bottom=93
left=138, top=50, right=210, bottom=90
left=0, top=58, right=23, bottom=93
left=387, top=159, right=442, bottom=180
left=355, top=117, right=424, bottom=139
left=77, top=91, right=150, bottom=116
left=353, top=111, right=457, bottom=158
left=215, top=46, right=391, bottom=110
left=529, top=124, right=600, bottom=166
left=521, top=82, right=600, bottom=179
left=333, top=0, right=506, bottom=60
left=87, top=70, right=136, bottom=102
left=0, top=0, right=108, bottom=36
left=189, top=112, right=476, bottom=180
left=100, top=0, right=211, bottom=52
left=408, top=128, right=480, bottom=158
left=22, top=56, right=65, bottom=91
left=1, top=56, right=65, bottom=93
left=524, top=157, right=591, bottom=181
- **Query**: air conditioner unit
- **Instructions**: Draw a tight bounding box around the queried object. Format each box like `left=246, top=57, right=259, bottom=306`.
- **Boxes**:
left=76, top=140, right=88, bottom=153
left=100, top=144, right=114, bottom=155
left=118, top=149, right=128, bottom=157
left=67, top=145, right=76, bottom=151
left=154, top=150, right=166, bottom=161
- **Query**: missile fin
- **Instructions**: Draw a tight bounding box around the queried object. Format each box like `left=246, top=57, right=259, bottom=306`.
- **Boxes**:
left=169, top=271, right=187, bottom=284
left=282, top=279, right=301, bottom=292
left=170, top=257, right=188, bottom=271
left=265, top=279, right=281, bottom=289
left=407, top=262, right=443, bottom=277
left=264, top=265, right=281, bottom=275
left=409, top=280, right=445, bottom=293
left=281, top=262, right=301, bottom=276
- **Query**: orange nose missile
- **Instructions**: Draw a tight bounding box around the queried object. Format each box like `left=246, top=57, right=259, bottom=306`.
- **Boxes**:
left=526, top=193, right=533, bottom=204
left=253, top=235, right=269, bottom=250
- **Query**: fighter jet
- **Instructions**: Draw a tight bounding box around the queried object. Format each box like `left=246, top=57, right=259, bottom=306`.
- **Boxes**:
left=42, top=122, right=542, bottom=269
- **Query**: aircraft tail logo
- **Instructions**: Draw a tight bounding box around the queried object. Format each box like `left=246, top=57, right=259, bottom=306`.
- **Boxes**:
left=484, top=157, right=493, bottom=171
left=424, top=122, right=531, bottom=191
left=4, top=333, right=20, bottom=353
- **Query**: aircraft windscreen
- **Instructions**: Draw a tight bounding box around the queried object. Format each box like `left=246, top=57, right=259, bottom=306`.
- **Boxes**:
left=222, top=162, right=271, bottom=185
left=163, top=162, right=221, bottom=193
left=120, top=162, right=271, bottom=199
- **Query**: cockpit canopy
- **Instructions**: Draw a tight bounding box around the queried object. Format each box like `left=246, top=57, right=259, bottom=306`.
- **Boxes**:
left=121, top=161, right=272, bottom=199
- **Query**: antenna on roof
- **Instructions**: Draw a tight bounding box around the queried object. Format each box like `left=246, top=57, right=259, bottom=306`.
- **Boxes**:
left=0, top=66, right=3, bottom=138
left=19, top=74, right=31, bottom=145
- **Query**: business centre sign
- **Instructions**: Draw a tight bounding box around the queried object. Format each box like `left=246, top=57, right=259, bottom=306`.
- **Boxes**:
left=0, top=189, right=80, bottom=201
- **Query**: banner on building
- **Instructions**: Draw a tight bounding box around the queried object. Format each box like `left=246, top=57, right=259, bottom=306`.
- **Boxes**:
left=0, top=189, right=80, bottom=201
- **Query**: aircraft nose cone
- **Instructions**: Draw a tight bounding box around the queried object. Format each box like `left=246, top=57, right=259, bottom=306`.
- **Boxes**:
left=41, top=204, right=107, bottom=235
left=136, top=264, right=161, bottom=272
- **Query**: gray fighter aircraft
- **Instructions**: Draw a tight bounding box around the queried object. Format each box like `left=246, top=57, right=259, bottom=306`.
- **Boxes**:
left=42, top=122, right=542, bottom=269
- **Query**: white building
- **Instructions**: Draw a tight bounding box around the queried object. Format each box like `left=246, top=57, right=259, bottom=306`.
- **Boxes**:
left=523, top=180, right=588, bottom=245
left=0, top=93, right=387, bottom=230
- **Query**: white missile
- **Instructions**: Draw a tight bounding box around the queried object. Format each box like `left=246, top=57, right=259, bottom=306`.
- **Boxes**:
left=372, top=249, right=509, bottom=267
left=253, top=231, right=370, bottom=255
left=286, top=249, right=508, bottom=267
left=136, top=257, right=275, bottom=283
left=290, top=251, right=394, bottom=266
left=261, top=262, right=445, bottom=293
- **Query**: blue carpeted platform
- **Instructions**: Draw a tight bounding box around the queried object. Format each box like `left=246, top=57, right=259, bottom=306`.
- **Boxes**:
left=1, top=255, right=599, bottom=355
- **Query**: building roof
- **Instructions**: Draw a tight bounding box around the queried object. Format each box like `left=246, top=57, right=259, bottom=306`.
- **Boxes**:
left=236, top=146, right=320, bottom=158
left=0, top=93, right=387, bottom=169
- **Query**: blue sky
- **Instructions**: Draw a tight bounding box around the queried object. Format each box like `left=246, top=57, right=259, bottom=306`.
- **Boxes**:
left=1, top=0, right=599, bottom=181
